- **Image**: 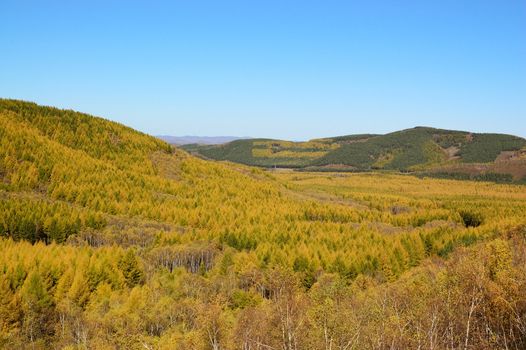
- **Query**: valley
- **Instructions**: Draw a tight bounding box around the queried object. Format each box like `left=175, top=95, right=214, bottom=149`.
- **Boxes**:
left=1, top=100, right=526, bottom=349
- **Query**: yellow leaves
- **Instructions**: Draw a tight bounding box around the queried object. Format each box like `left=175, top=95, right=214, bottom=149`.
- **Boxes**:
left=0, top=274, right=22, bottom=334
left=486, top=239, right=512, bottom=281
left=68, top=268, right=91, bottom=308
left=86, top=283, right=113, bottom=317
left=252, top=140, right=339, bottom=159
left=253, top=148, right=328, bottom=159
left=7, top=161, right=39, bottom=189
left=4, top=100, right=526, bottom=348
left=372, top=150, right=398, bottom=169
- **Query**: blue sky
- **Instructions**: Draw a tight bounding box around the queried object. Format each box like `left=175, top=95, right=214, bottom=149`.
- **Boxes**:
left=1, top=0, right=525, bottom=140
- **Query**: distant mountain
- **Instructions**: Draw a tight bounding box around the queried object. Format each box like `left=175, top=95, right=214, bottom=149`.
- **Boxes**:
left=182, top=127, right=526, bottom=182
left=157, top=135, right=250, bottom=145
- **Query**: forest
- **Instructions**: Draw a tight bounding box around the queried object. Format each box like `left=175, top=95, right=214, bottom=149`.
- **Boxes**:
left=185, top=127, right=526, bottom=182
left=1, top=99, right=526, bottom=349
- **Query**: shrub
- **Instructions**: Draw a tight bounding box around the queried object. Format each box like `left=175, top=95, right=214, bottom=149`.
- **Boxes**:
left=459, top=210, right=483, bottom=228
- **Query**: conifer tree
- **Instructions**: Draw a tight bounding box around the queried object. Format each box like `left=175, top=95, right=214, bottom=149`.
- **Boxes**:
left=118, top=250, right=144, bottom=288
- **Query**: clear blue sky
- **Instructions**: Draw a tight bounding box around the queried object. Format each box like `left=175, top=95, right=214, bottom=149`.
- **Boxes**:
left=1, top=0, right=525, bottom=140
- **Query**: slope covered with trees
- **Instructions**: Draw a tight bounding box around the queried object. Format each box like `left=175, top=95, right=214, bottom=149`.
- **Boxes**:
left=1, top=99, right=526, bottom=349
left=185, top=127, right=526, bottom=182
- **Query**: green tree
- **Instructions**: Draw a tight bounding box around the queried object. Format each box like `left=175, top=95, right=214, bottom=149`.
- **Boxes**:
left=118, top=250, right=144, bottom=288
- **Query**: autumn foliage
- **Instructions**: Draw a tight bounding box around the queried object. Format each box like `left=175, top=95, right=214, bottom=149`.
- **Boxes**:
left=1, top=100, right=526, bottom=349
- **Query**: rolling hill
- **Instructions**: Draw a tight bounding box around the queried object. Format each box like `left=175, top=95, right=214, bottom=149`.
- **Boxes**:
left=157, top=135, right=250, bottom=145
left=1, top=99, right=526, bottom=349
left=184, top=127, right=526, bottom=182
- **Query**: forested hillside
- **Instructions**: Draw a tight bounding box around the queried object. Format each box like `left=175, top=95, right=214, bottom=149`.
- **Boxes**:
left=1, top=99, right=526, bottom=349
left=185, top=127, right=526, bottom=182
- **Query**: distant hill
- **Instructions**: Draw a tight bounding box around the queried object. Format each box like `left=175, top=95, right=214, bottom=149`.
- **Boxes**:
left=157, top=135, right=250, bottom=145
left=183, top=127, right=526, bottom=182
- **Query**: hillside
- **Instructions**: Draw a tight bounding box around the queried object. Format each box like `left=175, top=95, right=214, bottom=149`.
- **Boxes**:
left=185, top=127, right=526, bottom=182
left=1, top=99, right=526, bottom=349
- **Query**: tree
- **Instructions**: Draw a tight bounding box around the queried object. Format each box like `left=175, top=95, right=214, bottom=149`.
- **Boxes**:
left=118, top=250, right=144, bottom=288
left=20, top=270, right=54, bottom=344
